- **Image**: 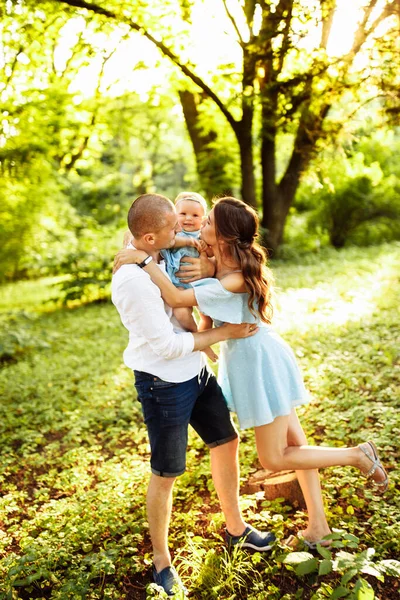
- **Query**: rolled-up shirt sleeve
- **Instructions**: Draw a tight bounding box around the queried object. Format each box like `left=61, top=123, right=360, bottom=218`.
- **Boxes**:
left=115, top=275, right=195, bottom=360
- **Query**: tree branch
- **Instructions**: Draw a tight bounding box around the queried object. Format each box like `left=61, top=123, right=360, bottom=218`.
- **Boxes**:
left=50, top=0, right=240, bottom=133
left=222, top=0, right=244, bottom=45
left=276, top=1, right=294, bottom=75
left=346, top=0, right=396, bottom=61
left=63, top=41, right=121, bottom=170
left=319, top=0, right=336, bottom=50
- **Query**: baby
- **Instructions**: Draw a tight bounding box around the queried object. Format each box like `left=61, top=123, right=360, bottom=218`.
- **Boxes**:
left=160, top=191, right=208, bottom=332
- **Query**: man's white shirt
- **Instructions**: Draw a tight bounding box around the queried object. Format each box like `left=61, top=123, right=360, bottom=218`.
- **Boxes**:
left=111, top=258, right=205, bottom=382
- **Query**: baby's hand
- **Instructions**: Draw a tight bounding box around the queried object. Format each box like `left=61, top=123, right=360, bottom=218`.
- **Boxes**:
left=203, top=346, right=218, bottom=363
left=192, top=238, right=209, bottom=253
left=123, top=230, right=133, bottom=248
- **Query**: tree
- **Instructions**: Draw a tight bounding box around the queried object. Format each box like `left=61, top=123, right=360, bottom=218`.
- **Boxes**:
left=43, top=0, right=398, bottom=252
left=0, top=2, right=196, bottom=279
left=179, top=90, right=235, bottom=198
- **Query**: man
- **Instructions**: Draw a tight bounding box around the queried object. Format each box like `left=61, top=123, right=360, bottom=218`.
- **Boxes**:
left=112, top=194, right=275, bottom=596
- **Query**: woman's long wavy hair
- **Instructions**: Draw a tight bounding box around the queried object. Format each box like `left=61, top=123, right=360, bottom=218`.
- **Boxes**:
left=213, top=197, right=274, bottom=323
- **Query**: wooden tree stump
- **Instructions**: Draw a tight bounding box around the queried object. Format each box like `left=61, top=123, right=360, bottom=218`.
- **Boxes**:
left=242, top=469, right=306, bottom=509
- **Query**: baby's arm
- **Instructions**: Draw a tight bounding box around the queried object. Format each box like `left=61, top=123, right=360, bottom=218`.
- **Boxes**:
left=172, top=236, right=198, bottom=249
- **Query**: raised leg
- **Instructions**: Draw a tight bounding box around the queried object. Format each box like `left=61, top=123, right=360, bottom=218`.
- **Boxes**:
left=254, top=411, right=383, bottom=481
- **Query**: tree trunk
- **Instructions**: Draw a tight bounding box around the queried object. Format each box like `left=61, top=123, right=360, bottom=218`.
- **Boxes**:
left=237, top=126, right=257, bottom=208
left=260, top=91, right=289, bottom=253
left=261, top=186, right=291, bottom=253
left=261, top=102, right=331, bottom=253
left=179, top=90, right=233, bottom=198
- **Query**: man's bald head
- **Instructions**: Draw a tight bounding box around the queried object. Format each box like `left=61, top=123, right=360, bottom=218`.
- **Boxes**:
left=128, top=194, right=175, bottom=238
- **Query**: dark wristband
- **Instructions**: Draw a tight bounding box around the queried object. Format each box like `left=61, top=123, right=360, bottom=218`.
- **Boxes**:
left=137, top=255, right=153, bottom=269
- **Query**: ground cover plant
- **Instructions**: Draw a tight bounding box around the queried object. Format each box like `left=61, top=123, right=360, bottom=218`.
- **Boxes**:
left=0, top=243, right=399, bottom=599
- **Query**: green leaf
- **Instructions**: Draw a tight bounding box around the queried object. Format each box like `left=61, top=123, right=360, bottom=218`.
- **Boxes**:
left=360, top=565, right=383, bottom=581
left=318, top=559, right=332, bottom=576
left=379, top=559, right=400, bottom=577
left=283, top=551, right=314, bottom=565
left=295, top=558, right=318, bottom=576
left=341, top=568, right=358, bottom=585
left=317, top=545, right=332, bottom=559
left=343, top=534, right=360, bottom=544
left=354, top=578, right=375, bottom=600
left=330, top=586, right=350, bottom=599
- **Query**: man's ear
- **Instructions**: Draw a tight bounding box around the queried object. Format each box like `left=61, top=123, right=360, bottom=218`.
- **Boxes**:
left=143, top=232, right=156, bottom=246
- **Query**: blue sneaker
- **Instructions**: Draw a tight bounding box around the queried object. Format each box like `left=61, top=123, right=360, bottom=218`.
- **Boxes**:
left=225, top=524, right=275, bottom=552
left=152, top=565, right=188, bottom=597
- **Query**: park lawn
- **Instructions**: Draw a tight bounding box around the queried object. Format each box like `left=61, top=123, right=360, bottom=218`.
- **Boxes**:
left=0, top=243, right=399, bottom=599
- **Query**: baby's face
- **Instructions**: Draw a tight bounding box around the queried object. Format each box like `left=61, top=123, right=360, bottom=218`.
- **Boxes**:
left=176, top=200, right=205, bottom=232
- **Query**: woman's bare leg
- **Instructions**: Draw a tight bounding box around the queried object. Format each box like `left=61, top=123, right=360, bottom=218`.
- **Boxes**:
left=254, top=412, right=386, bottom=487
left=287, top=410, right=331, bottom=542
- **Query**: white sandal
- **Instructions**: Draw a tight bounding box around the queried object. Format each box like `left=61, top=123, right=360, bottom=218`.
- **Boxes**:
left=284, top=532, right=332, bottom=551
left=358, top=441, right=389, bottom=493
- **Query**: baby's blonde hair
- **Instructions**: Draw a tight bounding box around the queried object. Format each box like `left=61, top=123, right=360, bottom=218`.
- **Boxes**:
left=174, top=191, right=208, bottom=214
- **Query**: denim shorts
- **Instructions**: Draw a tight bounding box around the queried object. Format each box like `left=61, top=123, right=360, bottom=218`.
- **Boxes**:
left=134, top=367, right=238, bottom=477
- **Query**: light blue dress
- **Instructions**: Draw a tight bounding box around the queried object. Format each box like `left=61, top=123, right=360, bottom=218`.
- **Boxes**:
left=161, top=230, right=200, bottom=289
left=191, top=278, right=309, bottom=430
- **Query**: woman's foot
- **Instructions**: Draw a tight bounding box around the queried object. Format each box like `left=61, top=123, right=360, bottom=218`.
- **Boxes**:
left=298, top=527, right=332, bottom=548
left=358, top=441, right=389, bottom=492
left=285, top=526, right=332, bottom=550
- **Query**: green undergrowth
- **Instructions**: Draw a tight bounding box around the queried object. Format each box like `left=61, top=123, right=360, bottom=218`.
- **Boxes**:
left=0, top=243, right=399, bottom=599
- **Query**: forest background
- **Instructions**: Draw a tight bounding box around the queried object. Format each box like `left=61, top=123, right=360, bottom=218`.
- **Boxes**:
left=0, top=1, right=399, bottom=599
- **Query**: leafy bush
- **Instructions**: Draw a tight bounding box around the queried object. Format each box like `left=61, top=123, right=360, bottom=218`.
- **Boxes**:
left=308, top=175, right=400, bottom=248
left=293, top=132, right=400, bottom=249
left=281, top=530, right=400, bottom=599
left=0, top=312, right=50, bottom=364
left=53, top=251, right=112, bottom=305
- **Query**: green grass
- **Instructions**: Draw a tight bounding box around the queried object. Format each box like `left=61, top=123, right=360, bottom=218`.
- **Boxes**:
left=0, top=243, right=399, bottom=599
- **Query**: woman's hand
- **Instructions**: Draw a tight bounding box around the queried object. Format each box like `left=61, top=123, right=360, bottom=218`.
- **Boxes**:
left=113, top=249, right=149, bottom=274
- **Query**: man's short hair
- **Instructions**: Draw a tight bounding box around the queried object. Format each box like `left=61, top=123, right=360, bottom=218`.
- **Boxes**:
left=128, top=194, right=175, bottom=237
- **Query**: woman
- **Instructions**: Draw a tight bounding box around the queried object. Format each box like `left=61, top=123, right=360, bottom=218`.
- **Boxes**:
left=113, top=196, right=388, bottom=547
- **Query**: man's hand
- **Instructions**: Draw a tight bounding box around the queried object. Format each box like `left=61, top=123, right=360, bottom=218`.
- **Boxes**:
left=177, top=254, right=216, bottom=283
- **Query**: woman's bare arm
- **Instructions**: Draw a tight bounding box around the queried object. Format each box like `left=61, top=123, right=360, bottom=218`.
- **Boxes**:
left=113, top=248, right=197, bottom=308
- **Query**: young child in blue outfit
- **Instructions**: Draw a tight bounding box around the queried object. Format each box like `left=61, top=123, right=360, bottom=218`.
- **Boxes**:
left=161, top=191, right=209, bottom=333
